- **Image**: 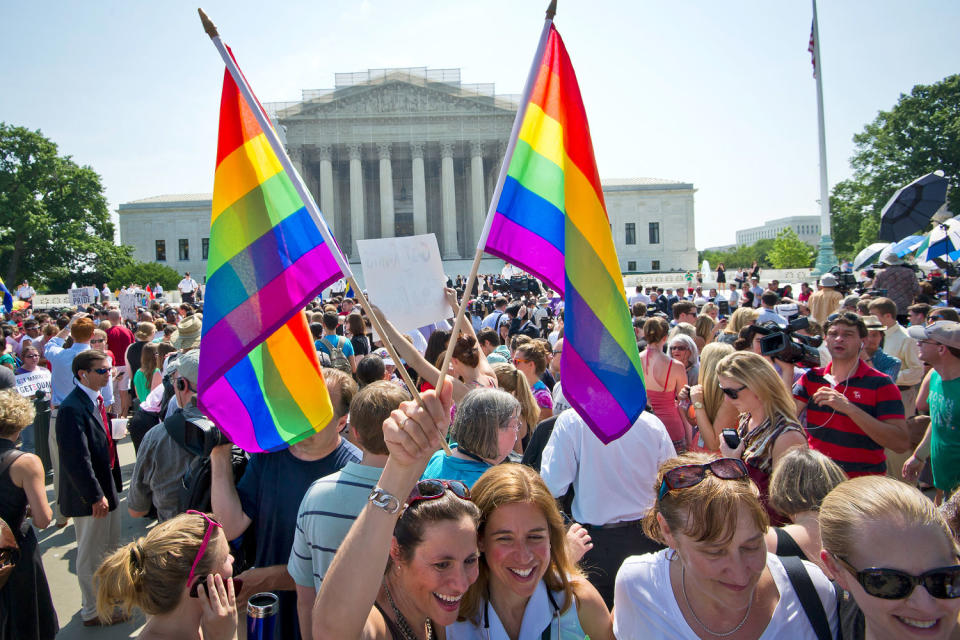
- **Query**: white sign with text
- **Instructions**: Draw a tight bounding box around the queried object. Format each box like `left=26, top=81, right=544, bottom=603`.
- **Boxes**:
left=68, top=287, right=98, bottom=306
left=357, top=234, right=448, bottom=333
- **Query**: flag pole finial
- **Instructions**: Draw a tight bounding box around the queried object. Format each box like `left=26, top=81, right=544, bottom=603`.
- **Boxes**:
left=546, top=0, right=557, bottom=19
left=197, top=8, right=219, bottom=38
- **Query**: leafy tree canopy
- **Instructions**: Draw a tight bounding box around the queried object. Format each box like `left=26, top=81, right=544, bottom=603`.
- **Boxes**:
left=0, top=123, right=132, bottom=291
left=768, top=228, right=816, bottom=269
left=108, top=261, right=183, bottom=292
left=700, top=238, right=775, bottom=271
left=829, top=74, right=960, bottom=257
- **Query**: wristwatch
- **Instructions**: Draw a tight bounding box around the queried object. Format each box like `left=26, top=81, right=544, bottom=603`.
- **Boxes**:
left=368, top=488, right=402, bottom=515
left=693, top=401, right=704, bottom=410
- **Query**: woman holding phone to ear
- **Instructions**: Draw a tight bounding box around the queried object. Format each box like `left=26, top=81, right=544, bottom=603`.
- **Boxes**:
left=95, top=510, right=238, bottom=639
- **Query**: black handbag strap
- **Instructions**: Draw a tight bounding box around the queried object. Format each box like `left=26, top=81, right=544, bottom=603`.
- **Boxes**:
left=781, top=555, right=834, bottom=640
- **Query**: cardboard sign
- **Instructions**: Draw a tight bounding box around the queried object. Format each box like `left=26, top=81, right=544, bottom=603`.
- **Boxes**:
left=119, top=293, right=139, bottom=321
left=32, top=294, right=71, bottom=309
left=357, top=234, right=448, bottom=334
left=68, top=287, right=98, bottom=306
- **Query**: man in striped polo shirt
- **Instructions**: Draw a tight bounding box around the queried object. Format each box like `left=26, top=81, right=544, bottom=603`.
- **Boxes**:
left=793, top=312, right=911, bottom=477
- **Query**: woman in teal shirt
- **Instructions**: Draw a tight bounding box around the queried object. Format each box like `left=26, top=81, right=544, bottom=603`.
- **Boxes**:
left=422, top=388, right=520, bottom=487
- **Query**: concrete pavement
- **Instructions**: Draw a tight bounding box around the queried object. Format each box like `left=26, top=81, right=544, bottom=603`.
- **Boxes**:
left=38, top=437, right=149, bottom=638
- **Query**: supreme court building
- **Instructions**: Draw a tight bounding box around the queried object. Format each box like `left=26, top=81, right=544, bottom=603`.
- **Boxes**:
left=119, top=67, right=697, bottom=280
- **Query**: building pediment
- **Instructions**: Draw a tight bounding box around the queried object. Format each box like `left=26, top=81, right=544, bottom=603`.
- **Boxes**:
left=277, top=81, right=517, bottom=121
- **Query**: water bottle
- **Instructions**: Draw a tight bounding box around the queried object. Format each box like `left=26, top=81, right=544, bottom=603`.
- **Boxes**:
left=247, top=592, right=279, bottom=640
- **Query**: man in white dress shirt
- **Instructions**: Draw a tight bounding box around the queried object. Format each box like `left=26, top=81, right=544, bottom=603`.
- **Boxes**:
left=540, top=408, right=676, bottom=607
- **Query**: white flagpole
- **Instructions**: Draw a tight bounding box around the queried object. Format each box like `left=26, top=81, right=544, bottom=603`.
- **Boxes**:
left=197, top=9, right=451, bottom=452
left=434, top=0, right=556, bottom=391
left=811, top=0, right=836, bottom=274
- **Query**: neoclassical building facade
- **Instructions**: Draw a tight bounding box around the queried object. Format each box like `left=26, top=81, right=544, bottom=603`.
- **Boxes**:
left=119, top=67, right=697, bottom=280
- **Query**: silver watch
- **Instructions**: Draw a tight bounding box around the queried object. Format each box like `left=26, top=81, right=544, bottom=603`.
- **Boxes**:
left=368, top=487, right=402, bottom=515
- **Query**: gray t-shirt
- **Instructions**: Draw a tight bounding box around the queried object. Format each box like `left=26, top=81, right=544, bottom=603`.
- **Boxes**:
left=128, top=422, right=195, bottom=521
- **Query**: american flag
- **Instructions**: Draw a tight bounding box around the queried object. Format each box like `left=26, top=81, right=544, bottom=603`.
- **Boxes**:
left=808, top=21, right=817, bottom=78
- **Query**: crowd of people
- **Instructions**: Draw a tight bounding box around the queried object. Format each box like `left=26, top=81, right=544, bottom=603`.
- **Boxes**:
left=0, top=258, right=958, bottom=639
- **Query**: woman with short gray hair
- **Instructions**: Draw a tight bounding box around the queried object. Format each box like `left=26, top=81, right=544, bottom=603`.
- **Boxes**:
left=421, top=388, right=520, bottom=487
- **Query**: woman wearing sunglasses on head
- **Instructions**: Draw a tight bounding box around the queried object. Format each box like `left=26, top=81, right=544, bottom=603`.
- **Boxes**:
left=314, top=381, right=484, bottom=640
left=614, top=452, right=838, bottom=639
left=715, top=351, right=808, bottom=523
left=94, top=510, right=238, bottom=639
left=820, top=476, right=960, bottom=640
left=448, top=464, right=613, bottom=640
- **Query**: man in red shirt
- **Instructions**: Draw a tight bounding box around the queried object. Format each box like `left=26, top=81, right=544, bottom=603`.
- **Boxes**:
left=105, top=309, right=135, bottom=417
left=792, top=312, right=910, bottom=476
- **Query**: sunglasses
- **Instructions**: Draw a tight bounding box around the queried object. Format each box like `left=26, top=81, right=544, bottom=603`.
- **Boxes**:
left=512, top=358, right=529, bottom=365
left=185, top=510, right=223, bottom=589
left=669, top=345, right=689, bottom=352
left=90, top=339, right=106, bottom=344
left=91, top=367, right=112, bottom=375
left=834, top=555, right=960, bottom=600
left=658, top=458, right=749, bottom=500
left=0, top=547, right=21, bottom=569
left=406, top=479, right=471, bottom=509
left=719, top=383, right=748, bottom=400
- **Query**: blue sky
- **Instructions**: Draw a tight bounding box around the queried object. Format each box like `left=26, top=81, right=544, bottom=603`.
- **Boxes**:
left=3, top=1, right=958, bottom=249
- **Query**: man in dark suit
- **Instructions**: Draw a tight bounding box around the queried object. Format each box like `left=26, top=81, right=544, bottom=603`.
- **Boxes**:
left=55, top=350, right=125, bottom=626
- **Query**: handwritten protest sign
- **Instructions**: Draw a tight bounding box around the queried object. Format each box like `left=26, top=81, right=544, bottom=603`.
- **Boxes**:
left=357, top=234, right=448, bottom=334
left=119, top=293, right=139, bottom=321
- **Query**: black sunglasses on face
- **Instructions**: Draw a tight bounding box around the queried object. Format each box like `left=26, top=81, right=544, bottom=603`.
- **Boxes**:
left=835, top=555, right=960, bottom=600
left=719, top=383, right=748, bottom=399
left=91, top=367, right=111, bottom=375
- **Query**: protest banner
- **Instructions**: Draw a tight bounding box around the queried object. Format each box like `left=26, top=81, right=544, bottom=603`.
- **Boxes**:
left=357, top=234, right=448, bottom=334
left=32, top=294, right=71, bottom=309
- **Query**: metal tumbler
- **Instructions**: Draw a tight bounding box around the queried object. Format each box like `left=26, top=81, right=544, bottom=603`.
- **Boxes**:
left=246, top=592, right=280, bottom=640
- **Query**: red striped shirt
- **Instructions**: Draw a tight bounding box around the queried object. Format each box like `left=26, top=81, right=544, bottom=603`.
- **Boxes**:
left=794, top=360, right=904, bottom=476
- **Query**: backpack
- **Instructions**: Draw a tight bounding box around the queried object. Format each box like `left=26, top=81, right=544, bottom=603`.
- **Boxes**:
left=320, top=336, right=352, bottom=374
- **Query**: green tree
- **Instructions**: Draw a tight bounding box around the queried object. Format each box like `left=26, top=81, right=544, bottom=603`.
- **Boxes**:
left=829, top=74, right=960, bottom=257
left=0, top=123, right=132, bottom=289
left=768, top=228, right=815, bottom=268
left=701, top=238, right=775, bottom=270
left=108, top=261, right=183, bottom=292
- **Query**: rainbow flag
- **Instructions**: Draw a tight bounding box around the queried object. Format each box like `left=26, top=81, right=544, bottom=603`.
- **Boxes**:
left=484, top=24, right=645, bottom=443
left=0, top=277, right=12, bottom=313
left=198, top=51, right=341, bottom=452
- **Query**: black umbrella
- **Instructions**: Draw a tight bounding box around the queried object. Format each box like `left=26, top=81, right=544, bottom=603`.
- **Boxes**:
left=879, top=171, right=948, bottom=241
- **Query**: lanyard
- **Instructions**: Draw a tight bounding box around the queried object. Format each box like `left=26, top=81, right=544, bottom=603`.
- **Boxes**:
left=482, top=588, right=560, bottom=640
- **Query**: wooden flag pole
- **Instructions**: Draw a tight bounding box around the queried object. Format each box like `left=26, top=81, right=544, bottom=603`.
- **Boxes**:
left=433, top=0, right=556, bottom=393
left=198, top=7, right=451, bottom=455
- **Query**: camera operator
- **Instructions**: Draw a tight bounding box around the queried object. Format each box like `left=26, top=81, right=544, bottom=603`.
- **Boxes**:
left=127, top=350, right=204, bottom=522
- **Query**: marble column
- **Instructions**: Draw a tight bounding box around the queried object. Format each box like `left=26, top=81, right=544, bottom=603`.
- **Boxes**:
left=378, top=143, right=395, bottom=238
left=440, top=143, right=459, bottom=259
left=348, top=143, right=365, bottom=259
left=288, top=146, right=305, bottom=180
left=470, top=141, right=486, bottom=252
left=411, top=142, right=427, bottom=236
left=318, top=144, right=335, bottom=238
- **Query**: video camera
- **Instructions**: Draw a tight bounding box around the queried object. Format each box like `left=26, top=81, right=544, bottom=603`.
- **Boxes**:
left=828, top=267, right=859, bottom=295
left=756, top=317, right=822, bottom=369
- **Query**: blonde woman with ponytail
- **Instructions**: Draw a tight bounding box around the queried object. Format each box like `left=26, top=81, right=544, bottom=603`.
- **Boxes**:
left=492, top=361, right=540, bottom=452
left=95, top=511, right=238, bottom=639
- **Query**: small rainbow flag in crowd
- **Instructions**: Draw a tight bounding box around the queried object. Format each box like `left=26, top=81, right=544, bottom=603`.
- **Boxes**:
left=198, top=48, right=342, bottom=452
left=483, top=20, right=645, bottom=443
left=0, top=277, right=12, bottom=313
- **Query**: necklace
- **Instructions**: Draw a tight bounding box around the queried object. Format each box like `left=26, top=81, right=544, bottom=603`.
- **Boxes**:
left=681, top=563, right=754, bottom=637
left=384, top=580, right=433, bottom=640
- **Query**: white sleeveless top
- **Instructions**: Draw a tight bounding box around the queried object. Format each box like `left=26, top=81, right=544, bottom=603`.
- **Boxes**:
left=446, top=579, right=586, bottom=639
